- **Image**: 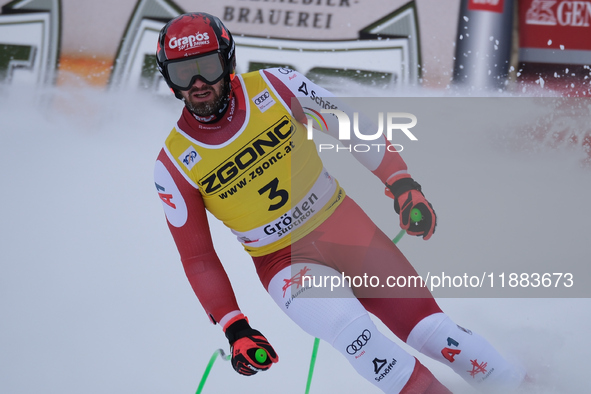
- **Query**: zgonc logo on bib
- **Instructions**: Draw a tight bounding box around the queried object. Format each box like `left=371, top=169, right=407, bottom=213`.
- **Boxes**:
left=169, top=32, right=210, bottom=51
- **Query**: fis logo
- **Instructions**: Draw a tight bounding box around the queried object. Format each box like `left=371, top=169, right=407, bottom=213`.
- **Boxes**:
left=179, top=146, right=201, bottom=171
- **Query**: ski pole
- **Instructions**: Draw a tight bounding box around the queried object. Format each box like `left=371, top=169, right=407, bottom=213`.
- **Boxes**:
left=305, top=337, right=321, bottom=394
left=393, top=208, right=422, bottom=243
left=305, top=212, right=418, bottom=392
left=195, top=348, right=231, bottom=394
left=392, top=229, right=406, bottom=244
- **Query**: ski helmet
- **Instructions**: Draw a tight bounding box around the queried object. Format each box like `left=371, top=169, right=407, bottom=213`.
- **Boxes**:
left=156, top=13, right=236, bottom=98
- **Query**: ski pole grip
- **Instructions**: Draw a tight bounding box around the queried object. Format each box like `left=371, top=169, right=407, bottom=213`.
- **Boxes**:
left=410, top=207, right=423, bottom=222
left=255, top=348, right=268, bottom=363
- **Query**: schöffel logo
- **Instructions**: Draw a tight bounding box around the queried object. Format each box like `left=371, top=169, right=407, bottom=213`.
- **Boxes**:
left=373, top=358, right=387, bottom=374
left=252, top=89, right=276, bottom=113
left=373, top=357, right=398, bottom=382
left=179, top=146, right=201, bottom=171
left=168, top=32, right=210, bottom=51
left=346, top=330, right=372, bottom=355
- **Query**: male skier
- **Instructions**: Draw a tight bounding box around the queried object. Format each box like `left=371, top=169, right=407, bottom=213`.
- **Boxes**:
left=153, top=12, right=526, bottom=393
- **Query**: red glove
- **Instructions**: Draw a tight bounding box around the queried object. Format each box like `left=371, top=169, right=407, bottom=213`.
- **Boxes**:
left=224, top=317, right=278, bottom=376
left=386, top=174, right=437, bottom=240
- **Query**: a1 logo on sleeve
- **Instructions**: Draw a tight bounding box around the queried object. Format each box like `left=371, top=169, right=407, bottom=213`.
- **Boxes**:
left=154, top=160, right=188, bottom=228
left=252, top=88, right=276, bottom=113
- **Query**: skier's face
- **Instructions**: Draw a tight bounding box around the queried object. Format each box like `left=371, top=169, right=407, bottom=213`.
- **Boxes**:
left=180, top=78, right=226, bottom=117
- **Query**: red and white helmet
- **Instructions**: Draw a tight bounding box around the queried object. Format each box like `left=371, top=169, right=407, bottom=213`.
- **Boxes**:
left=156, top=13, right=235, bottom=95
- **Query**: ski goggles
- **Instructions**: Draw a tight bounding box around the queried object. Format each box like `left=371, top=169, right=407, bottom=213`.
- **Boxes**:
left=164, top=52, right=226, bottom=91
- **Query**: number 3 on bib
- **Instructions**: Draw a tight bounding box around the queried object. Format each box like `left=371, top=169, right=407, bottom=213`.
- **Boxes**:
left=258, top=177, right=289, bottom=211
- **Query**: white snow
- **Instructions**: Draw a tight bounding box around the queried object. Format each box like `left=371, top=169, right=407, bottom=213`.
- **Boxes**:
left=0, top=82, right=589, bottom=394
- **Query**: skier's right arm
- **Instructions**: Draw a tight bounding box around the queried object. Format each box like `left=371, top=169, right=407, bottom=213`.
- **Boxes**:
left=154, top=149, right=241, bottom=327
left=155, top=149, right=279, bottom=374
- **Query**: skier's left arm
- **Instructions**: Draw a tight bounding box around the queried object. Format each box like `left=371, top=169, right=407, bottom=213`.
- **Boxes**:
left=263, top=68, right=436, bottom=240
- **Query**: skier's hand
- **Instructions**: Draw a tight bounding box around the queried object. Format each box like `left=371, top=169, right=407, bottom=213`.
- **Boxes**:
left=224, top=316, right=278, bottom=376
left=386, top=174, right=437, bottom=240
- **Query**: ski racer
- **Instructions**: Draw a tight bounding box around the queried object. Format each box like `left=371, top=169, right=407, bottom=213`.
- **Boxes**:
left=153, top=12, right=526, bottom=393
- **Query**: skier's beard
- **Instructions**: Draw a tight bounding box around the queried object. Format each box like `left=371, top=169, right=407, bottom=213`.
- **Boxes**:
left=183, top=81, right=228, bottom=118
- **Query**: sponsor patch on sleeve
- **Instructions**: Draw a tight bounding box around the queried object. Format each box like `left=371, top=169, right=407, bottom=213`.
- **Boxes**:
left=154, top=160, right=188, bottom=228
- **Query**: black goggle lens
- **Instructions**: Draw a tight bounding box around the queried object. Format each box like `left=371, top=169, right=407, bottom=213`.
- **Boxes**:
left=166, top=52, right=225, bottom=90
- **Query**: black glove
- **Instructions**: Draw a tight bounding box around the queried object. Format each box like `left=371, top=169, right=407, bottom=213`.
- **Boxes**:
left=225, top=318, right=279, bottom=376
left=386, top=174, right=437, bottom=240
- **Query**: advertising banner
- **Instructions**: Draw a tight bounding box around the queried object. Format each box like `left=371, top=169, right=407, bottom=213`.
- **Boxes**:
left=0, top=0, right=432, bottom=90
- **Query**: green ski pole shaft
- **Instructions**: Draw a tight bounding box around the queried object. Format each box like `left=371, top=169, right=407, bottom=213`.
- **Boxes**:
left=305, top=337, right=321, bottom=394
left=196, top=348, right=231, bottom=394
left=392, top=229, right=406, bottom=244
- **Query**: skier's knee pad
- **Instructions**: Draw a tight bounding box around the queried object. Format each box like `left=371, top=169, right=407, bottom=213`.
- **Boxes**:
left=407, top=313, right=526, bottom=392
left=331, top=314, right=417, bottom=393
left=268, top=263, right=369, bottom=342
left=268, top=264, right=418, bottom=393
